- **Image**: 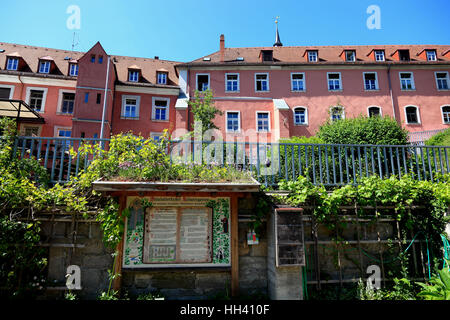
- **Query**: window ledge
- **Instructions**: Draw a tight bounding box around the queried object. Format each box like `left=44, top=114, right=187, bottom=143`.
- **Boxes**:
left=328, top=89, right=343, bottom=92
left=406, top=123, right=421, bottom=126
left=401, top=89, right=416, bottom=92
left=151, top=119, right=169, bottom=122
left=294, top=123, right=309, bottom=126
left=291, top=90, right=306, bottom=93
left=121, top=117, right=140, bottom=120
left=225, top=90, right=240, bottom=93
left=364, top=89, right=380, bottom=92
left=56, top=112, right=73, bottom=116
left=255, top=91, right=270, bottom=93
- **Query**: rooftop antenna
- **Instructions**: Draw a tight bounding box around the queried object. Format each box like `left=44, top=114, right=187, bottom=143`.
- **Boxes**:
left=71, top=32, right=79, bottom=52
left=273, top=16, right=283, bottom=47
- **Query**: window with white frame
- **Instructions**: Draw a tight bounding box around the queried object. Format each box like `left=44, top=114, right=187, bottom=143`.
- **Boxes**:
left=28, top=90, right=45, bottom=112
left=345, top=50, right=356, bottom=62
left=6, top=57, right=19, bottom=70
left=400, top=72, right=415, bottom=90
left=150, top=132, right=163, bottom=141
left=256, top=112, right=269, bottom=132
left=442, top=106, right=450, bottom=124
left=129, top=70, right=139, bottom=82
left=22, top=125, right=40, bottom=137
left=308, top=51, right=318, bottom=62
left=39, top=60, right=51, bottom=74
left=364, top=72, right=378, bottom=90
left=405, top=106, right=419, bottom=124
left=436, top=72, right=449, bottom=90
left=291, top=73, right=305, bottom=91
left=122, top=96, right=140, bottom=119
left=330, top=106, right=344, bottom=121
left=152, top=98, right=169, bottom=121
left=226, top=112, right=240, bottom=132
left=426, top=50, right=437, bottom=61
left=255, top=73, right=269, bottom=92
left=375, top=50, right=385, bottom=62
left=57, top=128, right=71, bottom=137
left=328, top=73, right=342, bottom=91
left=69, top=63, right=78, bottom=76
left=196, top=74, right=210, bottom=91
left=0, top=86, right=14, bottom=99
left=368, top=106, right=381, bottom=117
left=61, top=93, right=75, bottom=114
left=294, top=107, right=307, bottom=125
left=157, top=72, right=167, bottom=85
left=56, top=128, right=72, bottom=147
left=225, top=74, right=239, bottom=92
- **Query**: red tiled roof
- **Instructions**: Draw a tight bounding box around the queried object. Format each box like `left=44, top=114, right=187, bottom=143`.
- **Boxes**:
left=0, top=42, right=84, bottom=76
left=0, top=42, right=180, bottom=85
left=181, top=44, right=450, bottom=66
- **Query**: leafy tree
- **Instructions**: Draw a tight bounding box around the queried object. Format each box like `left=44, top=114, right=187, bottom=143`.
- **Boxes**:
left=317, top=115, right=409, bottom=145
left=188, top=89, right=223, bottom=135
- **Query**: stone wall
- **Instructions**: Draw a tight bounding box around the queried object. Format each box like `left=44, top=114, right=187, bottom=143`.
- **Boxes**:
left=39, top=193, right=271, bottom=300
left=40, top=219, right=113, bottom=300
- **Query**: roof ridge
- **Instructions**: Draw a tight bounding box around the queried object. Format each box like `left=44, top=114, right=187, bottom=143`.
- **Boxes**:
left=0, top=41, right=84, bottom=54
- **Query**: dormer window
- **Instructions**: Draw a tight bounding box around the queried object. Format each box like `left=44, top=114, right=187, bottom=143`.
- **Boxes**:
left=39, top=60, right=51, bottom=74
left=128, top=70, right=140, bottom=82
left=157, top=72, right=168, bottom=85
left=98, top=55, right=103, bottom=64
left=90, top=55, right=96, bottom=63
left=426, top=50, right=437, bottom=61
left=345, top=50, right=356, bottom=62
left=6, top=57, right=19, bottom=70
left=374, top=50, right=385, bottom=61
left=307, top=51, right=318, bottom=62
left=398, top=50, right=410, bottom=61
left=261, top=50, right=273, bottom=62
left=69, top=63, right=78, bottom=76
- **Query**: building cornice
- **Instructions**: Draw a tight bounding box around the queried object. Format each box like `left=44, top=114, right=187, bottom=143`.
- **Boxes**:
left=0, top=72, right=77, bottom=87
left=115, top=84, right=179, bottom=96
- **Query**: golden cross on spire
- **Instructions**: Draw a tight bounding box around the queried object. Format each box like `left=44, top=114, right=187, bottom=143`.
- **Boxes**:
left=275, top=16, right=280, bottom=24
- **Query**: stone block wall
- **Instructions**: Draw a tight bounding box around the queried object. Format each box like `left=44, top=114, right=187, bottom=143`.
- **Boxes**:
left=40, top=220, right=113, bottom=300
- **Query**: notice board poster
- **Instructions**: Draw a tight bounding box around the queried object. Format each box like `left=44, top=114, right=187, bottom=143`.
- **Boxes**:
left=123, top=197, right=230, bottom=268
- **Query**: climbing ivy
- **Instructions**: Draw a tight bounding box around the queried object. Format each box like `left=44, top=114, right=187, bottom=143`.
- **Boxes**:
left=278, top=173, right=450, bottom=295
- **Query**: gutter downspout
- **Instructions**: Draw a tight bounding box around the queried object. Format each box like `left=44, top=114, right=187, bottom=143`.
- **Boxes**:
left=387, top=65, right=398, bottom=123
left=100, top=55, right=111, bottom=148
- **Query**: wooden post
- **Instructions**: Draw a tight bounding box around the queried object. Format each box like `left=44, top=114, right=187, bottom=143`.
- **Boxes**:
left=231, top=195, right=239, bottom=297
left=354, top=202, right=365, bottom=277
left=112, top=195, right=126, bottom=292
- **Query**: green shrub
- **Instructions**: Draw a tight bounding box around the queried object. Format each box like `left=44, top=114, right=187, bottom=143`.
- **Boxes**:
left=317, top=115, right=408, bottom=145
left=425, top=128, right=450, bottom=146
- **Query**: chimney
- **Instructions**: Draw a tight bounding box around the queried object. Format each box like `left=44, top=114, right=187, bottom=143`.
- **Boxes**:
left=220, top=34, right=225, bottom=62
left=154, top=56, right=159, bottom=60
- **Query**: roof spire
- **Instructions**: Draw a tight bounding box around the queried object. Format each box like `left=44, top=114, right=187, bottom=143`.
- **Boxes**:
left=273, top=16, right=283, bottom=47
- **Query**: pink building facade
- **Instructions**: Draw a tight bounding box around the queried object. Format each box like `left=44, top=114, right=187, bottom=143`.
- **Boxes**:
left=0, top=38, right=449, bottom=144
left=176, top=36, right=450, bottom=142
left=0, top=41, right=180, bottom=140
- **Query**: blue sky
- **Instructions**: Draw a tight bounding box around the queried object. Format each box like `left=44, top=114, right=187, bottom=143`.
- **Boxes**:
left=1, top=0, right=449, bottom=62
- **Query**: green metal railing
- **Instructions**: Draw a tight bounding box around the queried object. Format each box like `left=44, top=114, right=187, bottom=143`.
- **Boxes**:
left=10, top=136, right=450, bottom=186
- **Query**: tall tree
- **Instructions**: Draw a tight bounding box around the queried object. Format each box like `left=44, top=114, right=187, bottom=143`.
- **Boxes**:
left=188, top=89, right=223, bottom=135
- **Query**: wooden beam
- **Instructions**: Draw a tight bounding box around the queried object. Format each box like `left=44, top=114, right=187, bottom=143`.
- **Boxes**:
left=231, top=195, right=239, bottom=297
left=112, top=195, right=126, bottom=292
